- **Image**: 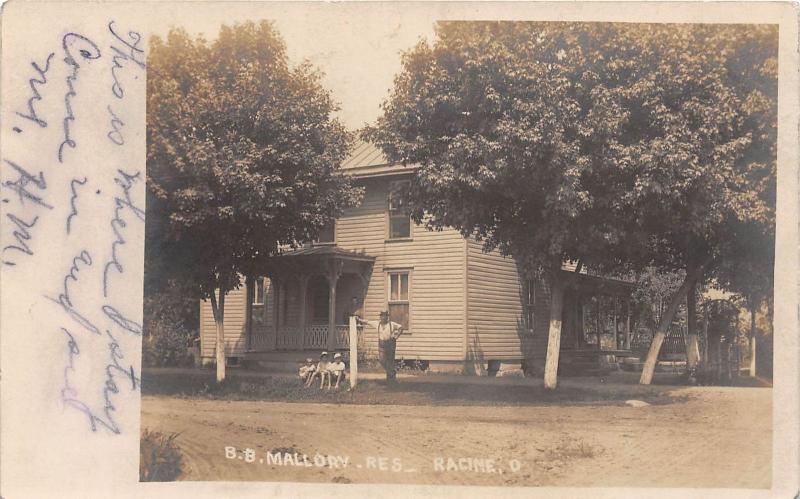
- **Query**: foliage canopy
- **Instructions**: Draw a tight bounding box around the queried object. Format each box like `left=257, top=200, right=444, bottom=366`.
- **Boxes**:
left=365, top=22, right=777, bottom=281
left=147, top=21, right=362, bottom=298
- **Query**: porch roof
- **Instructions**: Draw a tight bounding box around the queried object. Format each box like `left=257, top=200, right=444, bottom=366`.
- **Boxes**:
left=276, top=245, right=375, bottom=262
left=566, top=270, right=635, bottom=296
left=259, top=244, right=375, bottom=279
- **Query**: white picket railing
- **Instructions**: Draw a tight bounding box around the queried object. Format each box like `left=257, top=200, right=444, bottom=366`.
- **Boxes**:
left=303, top=324, right=328, bottom=349
left=250, top=323, right=363, bottom=351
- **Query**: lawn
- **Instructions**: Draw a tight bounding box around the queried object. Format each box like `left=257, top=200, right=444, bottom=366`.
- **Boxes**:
left=141, top=368, right=689, bottom=407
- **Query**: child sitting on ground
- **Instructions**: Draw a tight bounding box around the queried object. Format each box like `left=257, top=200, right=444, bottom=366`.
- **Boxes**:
left=298, top=358, right=315, bottom=384
left=306, top=352, right=331, bottom=388
left=327, top=353, right=347, bottom=389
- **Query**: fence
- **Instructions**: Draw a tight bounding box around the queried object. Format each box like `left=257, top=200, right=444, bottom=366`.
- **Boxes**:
left=630, top=325, right=687, bottom=355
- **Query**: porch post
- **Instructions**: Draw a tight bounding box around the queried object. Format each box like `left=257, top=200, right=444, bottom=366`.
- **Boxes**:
left=624, top=298, right=631, bottom=350
left=298, top=274, right=310, bottom=349
left=595, top=298, right=601, bottom=350
left=245, top=275, right=255, bottom=351
left=326, top=259, right=342, bottom=351
left=613, top=296, right=619, bottom=349
left=574, top=292, right=583, bottom=349
left=270, top=277, right=280, bottom=351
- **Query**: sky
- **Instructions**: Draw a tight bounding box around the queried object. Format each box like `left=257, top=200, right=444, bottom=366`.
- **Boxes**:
left=147, top=3, right=439, bottom=131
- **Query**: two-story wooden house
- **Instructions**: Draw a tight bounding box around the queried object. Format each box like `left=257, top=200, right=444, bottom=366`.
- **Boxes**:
left=198, top=141, right=634, bottom=374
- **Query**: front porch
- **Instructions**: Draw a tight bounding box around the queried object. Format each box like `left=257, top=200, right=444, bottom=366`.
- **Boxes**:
left=556, top=272, right=636, bottom=376
left=244, top=245, right=375, bottom=353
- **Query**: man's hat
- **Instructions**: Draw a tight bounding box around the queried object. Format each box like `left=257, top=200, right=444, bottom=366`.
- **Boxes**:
left=320, top=351, right=328, bottom=357
left=305, top=358, right=313, bottom=363
left=333, top=353, right=342, bottom=359
left=379, top=310, right=389, bottom=317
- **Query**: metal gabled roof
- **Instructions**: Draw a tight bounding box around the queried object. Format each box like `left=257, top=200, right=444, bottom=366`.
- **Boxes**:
left=341, top=139, right=391, bottom=169
left=340, top=139, right=418, bottom=178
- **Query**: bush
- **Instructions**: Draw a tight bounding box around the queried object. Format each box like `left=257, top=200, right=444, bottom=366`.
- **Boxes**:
left=143, top=289, right=198, bottom=367
left=396, top=358, right=429, bottom=372
left=140, top=429, right=183, bottom=481
left=142, top=330, right=195, bottom=368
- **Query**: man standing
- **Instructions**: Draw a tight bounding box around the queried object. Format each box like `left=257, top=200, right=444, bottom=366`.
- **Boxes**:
left=357, top=310, right=404, bottom=381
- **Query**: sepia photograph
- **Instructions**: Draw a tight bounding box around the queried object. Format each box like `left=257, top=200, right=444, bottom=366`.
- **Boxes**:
left=140, top=14, right=777, bottom=489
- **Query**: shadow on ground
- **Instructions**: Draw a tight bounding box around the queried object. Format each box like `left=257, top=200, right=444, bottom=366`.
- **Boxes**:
left=142, top=369, right=690, bottom=407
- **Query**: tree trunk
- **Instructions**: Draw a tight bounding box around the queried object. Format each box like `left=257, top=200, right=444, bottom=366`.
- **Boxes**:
left=640, top=266, right=704, bottom=385
left=210, top=289, right=226, bottom=383
left=686, top=280, right=700, bottom=370
left=245, top=276, right=254, bottom=351
left=543, top=278, right=566, bottom=390
left=702, top=305, right=709, bottom=365
left=749, top=302, right=757, bottom=377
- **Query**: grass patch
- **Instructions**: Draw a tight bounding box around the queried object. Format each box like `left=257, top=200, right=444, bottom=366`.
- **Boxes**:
left=141, top=369, right=686, bottom=407
left=140, top=429, right=184, bottom=481
left=545, top=437, right=605, bottom=460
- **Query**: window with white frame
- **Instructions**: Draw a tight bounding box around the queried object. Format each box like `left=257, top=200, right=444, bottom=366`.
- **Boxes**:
left=252, top=277, right=265, bottom=306
left=387, top=180, right=411, bottom=239
left=388, top=271, right=410, bottom=330
left=525, top=279, right=536, bottom=332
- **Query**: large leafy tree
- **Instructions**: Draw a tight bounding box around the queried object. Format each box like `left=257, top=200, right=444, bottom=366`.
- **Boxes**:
left=147, top=22, right=361, bottom=381
left=366, top=22, right=776, bottom=387
left=711, top=219, right=775, bottom=376
left=618, top=25, right=777, bottom=383
left=366, top=22, right=638, bottom=389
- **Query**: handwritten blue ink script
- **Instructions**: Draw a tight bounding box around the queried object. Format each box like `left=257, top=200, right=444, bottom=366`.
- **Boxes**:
left=1, top=17, right=147, bottom=448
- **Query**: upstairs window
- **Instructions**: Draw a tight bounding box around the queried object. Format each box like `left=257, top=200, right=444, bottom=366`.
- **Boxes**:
left=315, top=219, right=335, bottom=245
left=387, top=180, right=411, bottom=239
left=388, top=271, right=411, bottom=330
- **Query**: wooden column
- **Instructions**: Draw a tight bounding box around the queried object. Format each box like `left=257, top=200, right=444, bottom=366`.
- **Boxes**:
left=595, top=298, right=601, bottom=350
left=326, top=259, right=342, bottom=351
left=244, top=276, right=255, bottom=351
left=349, top=315, right=359, bottom=389
left=270, top=277, right=280, bottom=351
left=613, top=296, right=619, bottom=349
left=624, top=298, right=631, bottom=350
left=298, top=274, right=310, bottom=350
left=686, top=281, right=700, bottom=369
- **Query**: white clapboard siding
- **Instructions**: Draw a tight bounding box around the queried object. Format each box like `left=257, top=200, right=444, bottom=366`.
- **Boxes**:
left=199, top=282, right=248, bottom=358
left=466, top=238, right=551, bottom=363
left=199, top=175, right=469, bottom=362
left=337, top=176, right=466, bottom=361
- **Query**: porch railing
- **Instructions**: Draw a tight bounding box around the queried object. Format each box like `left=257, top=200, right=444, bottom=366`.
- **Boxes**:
left=276, top=324, right=303, bottom=350
left=262, top=324, right=362, bottom=351
left=630, top=325, right=687, bottom=355
left=303, top=324, right=329, bottom=349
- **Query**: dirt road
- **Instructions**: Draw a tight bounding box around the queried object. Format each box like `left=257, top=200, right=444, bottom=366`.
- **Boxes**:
left=141, top=384, right=771, bottom=488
